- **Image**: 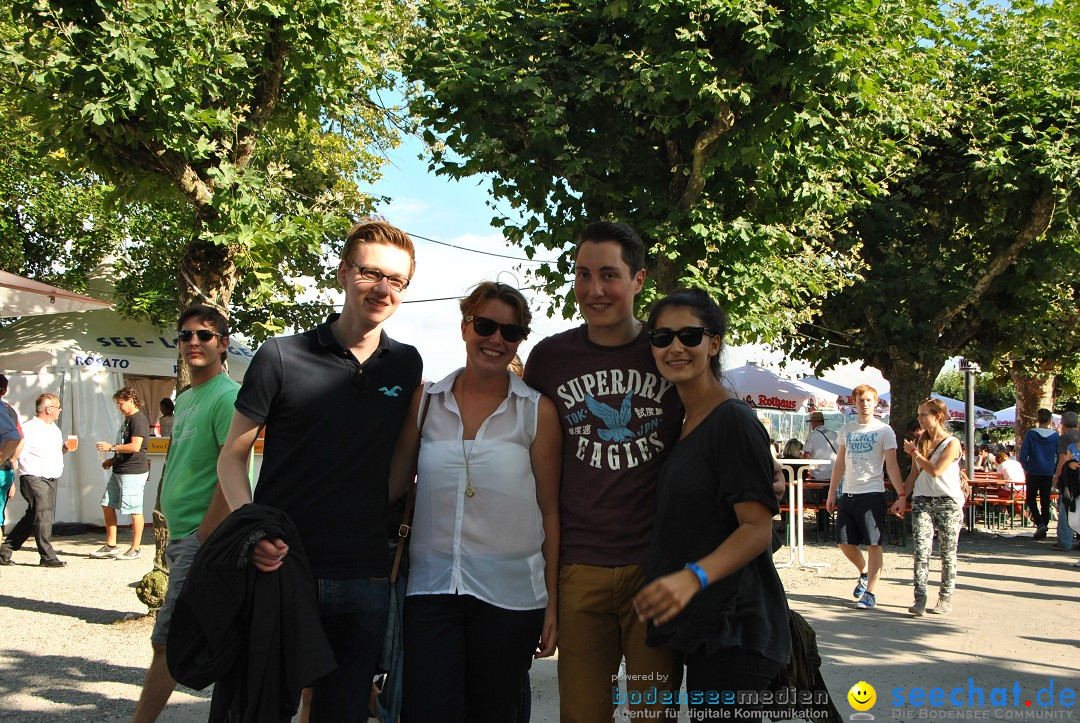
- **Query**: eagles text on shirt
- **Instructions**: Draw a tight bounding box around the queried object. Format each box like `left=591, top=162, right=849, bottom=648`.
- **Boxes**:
left=554, top=370, right=675, bottom=471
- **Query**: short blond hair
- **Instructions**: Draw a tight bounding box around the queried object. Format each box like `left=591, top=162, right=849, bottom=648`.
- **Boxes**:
left=852, top=384, right=878, bottom=402
left=341, top=218, right=415, bottom=276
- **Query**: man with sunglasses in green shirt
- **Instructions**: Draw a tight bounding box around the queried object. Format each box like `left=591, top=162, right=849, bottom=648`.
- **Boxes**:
left=132, top=304, right=240, bottom=722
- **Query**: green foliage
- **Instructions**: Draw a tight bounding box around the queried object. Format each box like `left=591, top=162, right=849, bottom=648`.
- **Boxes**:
left=933, top=369, right=1014, bottom=413
left=2, top=0, right=413, bottom=339
left=786, top=0, right=1080, bottom=410
left=403, top=0, right=939, bottom=342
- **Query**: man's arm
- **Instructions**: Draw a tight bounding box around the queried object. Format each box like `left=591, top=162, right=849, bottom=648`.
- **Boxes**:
left=531, top=396, right=562, bottom=658
left=217, top=410, right=260, bottom=511
left=216, top=410, right=286, bottom=572
left=387, top=386, right=423, bottom=504
left=884, top=447, right=903, bottom=495
left=826, top=442, right=846, bottom=513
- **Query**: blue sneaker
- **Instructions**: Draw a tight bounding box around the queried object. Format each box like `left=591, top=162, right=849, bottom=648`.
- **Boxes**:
left=856, top=591, right=877, bottom=609
left=852, top=574, right=868, bottom=599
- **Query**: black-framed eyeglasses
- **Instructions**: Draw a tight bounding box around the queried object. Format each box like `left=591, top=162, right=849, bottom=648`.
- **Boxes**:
left=178, top=329, right=224, bottom=343
left=347, top=262, right=410, bottom=292
left=465, top=316, right=529, bottom=343
left=648, top=326, right=717, bottom=348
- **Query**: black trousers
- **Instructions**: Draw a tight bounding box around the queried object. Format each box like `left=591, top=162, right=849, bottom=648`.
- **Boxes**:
left=1, top=475, right=59, bottom=562
left=1026, top=475, right=1053, bottom=527
left=402, top=593, right=543, bottom=723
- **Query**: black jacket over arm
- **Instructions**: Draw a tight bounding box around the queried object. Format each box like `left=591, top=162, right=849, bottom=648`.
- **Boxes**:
left=167, top=504, right=337, bottom=723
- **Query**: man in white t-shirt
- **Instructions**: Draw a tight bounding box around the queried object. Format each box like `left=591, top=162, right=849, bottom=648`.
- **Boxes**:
left=826, top=385, right=902, bottom=610
left=802, top=411, right=837, bottom=481
left=0, top=394, right=70, bottom=567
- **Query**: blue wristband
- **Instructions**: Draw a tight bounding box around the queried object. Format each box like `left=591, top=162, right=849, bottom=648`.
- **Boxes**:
left=685, top=562, right=708, bottom=591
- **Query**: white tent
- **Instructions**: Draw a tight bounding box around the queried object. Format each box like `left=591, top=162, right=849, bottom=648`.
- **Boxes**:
left=0, top=308, right=253, bottom=526
left=0, top=270, right=113, bottom=318
left=722, top=364, right=837, bottom=413
left=879, top=392, right=996, bottom=424
left=990, top=406, right=1060, bottom=429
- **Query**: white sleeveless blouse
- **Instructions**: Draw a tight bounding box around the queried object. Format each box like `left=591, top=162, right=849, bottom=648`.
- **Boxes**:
left=406, top=369, right=548, bottom=610
left=913, top=437, right=965, bottom=506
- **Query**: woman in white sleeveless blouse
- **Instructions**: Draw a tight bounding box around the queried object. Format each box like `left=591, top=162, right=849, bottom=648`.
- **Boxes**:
left=389, top=281, right=561, bottom=722
left=892, top=398, right=964, bottom=616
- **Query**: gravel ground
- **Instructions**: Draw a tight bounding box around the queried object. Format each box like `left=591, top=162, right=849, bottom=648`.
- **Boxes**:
left=1, top=522, right=1078, bottom=721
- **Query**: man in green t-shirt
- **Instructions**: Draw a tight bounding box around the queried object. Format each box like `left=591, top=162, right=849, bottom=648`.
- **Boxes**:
left=132, top=305, right=242, bottom=722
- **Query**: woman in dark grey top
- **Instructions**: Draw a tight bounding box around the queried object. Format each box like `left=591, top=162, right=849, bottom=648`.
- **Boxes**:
left=634, top=289, right=790, bottom=715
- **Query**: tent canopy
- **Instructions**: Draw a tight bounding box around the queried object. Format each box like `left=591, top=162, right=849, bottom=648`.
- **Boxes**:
left=990, top=406, right=1060, bottom=429
left=0, top=307, right=253, bottom=377
left=880, top=392, right=996, bottom=423
left=0, top=270, right=113, bottom=318
left=722, top=364, right=836, bottom=413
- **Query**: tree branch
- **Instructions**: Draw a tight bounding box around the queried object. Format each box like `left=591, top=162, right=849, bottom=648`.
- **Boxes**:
left=233, top=20, right=288, bottom=170
left=933, top=184, right=1056, bottom=331
left=675, top=105, right=735, bottom=210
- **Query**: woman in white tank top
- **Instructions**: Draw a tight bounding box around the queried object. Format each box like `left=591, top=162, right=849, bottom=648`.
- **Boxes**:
left=388, top=281, right=561, bottom=722
left=891, top=398, right=964, bottom=617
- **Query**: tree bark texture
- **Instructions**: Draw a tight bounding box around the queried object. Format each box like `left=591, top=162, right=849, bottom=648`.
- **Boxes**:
left=1010, top=361, right=1055, bottom=452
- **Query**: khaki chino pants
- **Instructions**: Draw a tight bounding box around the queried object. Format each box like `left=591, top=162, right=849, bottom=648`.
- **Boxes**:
left=557, top=563, right=682, bottom=722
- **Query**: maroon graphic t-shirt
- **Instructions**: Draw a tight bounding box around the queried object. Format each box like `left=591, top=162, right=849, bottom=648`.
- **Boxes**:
left=524, top=325, right=683, bottom=566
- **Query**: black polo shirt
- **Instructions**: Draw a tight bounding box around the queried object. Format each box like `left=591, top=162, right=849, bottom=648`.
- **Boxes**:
left=236, top=314, right=422, bottom=579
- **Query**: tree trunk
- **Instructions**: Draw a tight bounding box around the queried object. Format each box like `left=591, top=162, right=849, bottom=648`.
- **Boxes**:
left=877, top=349, right=946, bottom=474
left=1010, top=361, right=1055, bottom=452
left=147, top=228, right=238, bottom=583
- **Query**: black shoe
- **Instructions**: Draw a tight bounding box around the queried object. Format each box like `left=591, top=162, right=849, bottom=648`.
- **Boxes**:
left=39, top=558, right=67, bottom=568
left=1033, top=525, right=1047, bottom=540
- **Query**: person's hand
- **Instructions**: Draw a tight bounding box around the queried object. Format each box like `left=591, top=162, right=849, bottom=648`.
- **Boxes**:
left=889, top=498, right=906, bottom=518
left=826, top=494, right=837, bottom=514
left=633, top=569, right=699, bottom=626
left=252, top=538, right=289, bottom=572
left=903, top=439, right=917, bottom=455
left=536, top=606, right=558, bottom=658
left=95, top=441, right=111, bottom=452
left=6, top=484, right=14, bottom=500
left=101, top=458, right=113, bottom=470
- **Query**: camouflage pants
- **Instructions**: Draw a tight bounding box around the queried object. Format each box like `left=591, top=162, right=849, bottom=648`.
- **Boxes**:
left=911, top=496, right=963, bottom=600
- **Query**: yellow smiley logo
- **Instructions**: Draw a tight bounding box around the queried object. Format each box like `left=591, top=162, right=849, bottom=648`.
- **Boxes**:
left=847, top=681, right=877, bottom=712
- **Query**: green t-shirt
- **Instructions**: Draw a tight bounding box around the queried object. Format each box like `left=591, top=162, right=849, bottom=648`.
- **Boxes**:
left=160, top=373, right=242, bottom=538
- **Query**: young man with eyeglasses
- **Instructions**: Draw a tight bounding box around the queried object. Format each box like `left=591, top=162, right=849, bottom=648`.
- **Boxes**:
left=131, top=304, right=241, bottom=722
left=524, top=221, right=683, bottom=722
left=217, top=218, right=422, bottom=721
left=0, top=394, right=70, bottom=567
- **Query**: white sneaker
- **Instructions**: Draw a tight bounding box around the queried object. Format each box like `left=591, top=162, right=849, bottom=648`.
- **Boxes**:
left=115, top=548, right=141, bottom=561
left=89, top=545, right=119, bottom=559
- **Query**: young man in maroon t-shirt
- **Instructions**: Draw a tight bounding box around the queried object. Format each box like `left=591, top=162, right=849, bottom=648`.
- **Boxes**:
left=524, top=221, right=683, bottom=722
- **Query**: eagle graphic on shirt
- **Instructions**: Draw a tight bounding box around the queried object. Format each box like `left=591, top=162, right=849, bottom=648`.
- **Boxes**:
left=584, top=391, right=634, bottom=442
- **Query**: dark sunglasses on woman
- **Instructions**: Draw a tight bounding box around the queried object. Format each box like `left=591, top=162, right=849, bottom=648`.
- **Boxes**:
left=648, top=326, right=717, bottom=348
left=177, top=329, right=224, bottom=343
left=465, top=315, right=529, bottom=343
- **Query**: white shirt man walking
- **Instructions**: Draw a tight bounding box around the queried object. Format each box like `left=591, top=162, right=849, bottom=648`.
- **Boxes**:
left=826, top=385, right=902, bottom=610
left=0, top=394, right=72, bottom=567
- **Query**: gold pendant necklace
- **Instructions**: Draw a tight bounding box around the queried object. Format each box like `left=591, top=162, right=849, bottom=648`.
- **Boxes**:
left=461, top=437, right=476, bottom=498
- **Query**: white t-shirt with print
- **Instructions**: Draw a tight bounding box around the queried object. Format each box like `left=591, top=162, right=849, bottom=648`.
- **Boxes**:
left=839, top=419, right=896, bottom=495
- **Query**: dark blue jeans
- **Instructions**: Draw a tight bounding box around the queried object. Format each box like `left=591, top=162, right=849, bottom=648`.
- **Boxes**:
left=402, top=593, right=544, bottom=723
left=308, top=576, right=390, bottom=722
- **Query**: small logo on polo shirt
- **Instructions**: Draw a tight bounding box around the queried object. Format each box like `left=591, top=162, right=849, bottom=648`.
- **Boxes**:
left=378, top=385, right=402, bottom=397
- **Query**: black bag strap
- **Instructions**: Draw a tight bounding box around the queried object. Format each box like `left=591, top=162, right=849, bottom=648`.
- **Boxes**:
left=390, top=390, right=431, bottom=584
